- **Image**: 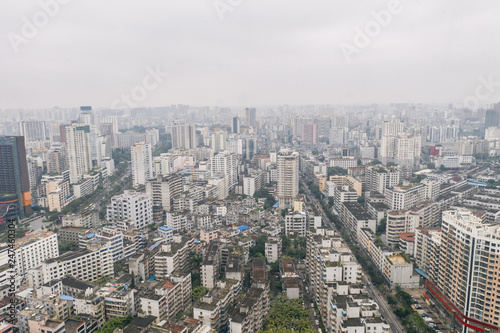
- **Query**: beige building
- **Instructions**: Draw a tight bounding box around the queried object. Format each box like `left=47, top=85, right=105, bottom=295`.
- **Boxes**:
left=277, top=149, right=299, bottom=208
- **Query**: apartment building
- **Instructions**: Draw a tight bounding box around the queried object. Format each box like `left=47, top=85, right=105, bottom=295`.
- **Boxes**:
left=413, top=228, right=441, bottom=278
left=284, top=212, right=308, bottom=237
left=146, top=174, right=183, bottom=212
left=365, top=166, right=400, bottom=194
left=264, top=236, right=282, bottom=263
left=15, top=231, right=59, bottom=276
left=358, top=228, right=420, bottom=288
left=154, top=237, right=197, bottom=276
left=425, top=209, right=500, bottom=332
left=202, top=242, right=221, bottom=290
left=229, top=287, right=270, bottom=333
left=28, top=249, right=113, bottom=287
left=62, top=205, right=99, bottom=228
left=131, top=141, right=153, bottom=187
left=45, top=179, right=74, bottom=212
left=140, top=273, right=192, bottom=323
left=277, top=149, right=299, bottom=208
left=165, top=211, right=193, bottom=232
left=337, top=202, right=376, bottom=238
left=384, top=183, right=426, bottom=210
left=329, top=175, right=363, bottom=196
left=386, top=210, right=421, bottom=248
left=193, top=279, right=242, bottom=333
left=107, top=191, right=153, bottom=230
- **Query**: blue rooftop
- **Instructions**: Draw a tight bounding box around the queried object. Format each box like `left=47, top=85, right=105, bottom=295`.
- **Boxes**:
left=415, top=268, right=429, bottom=278
left=59, top=295, right=74, bottom=301
left=273, top=201, right=279, bottom=208
left=138, top=234, right=146, bottom=238
left=87, top=233, right=95, bottom=238
left=148, top=276, right=156, bottom=281
left=237, top=225, right=249, bottom=231
left=159, top=226, right=172, bottom=231
left=148, top=241, right=162, bottom=251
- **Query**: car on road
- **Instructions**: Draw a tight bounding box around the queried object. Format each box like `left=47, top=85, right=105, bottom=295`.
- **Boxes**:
left=315, top=320, right=320, bottom=327
left=311, top=302, right=314, bottom=308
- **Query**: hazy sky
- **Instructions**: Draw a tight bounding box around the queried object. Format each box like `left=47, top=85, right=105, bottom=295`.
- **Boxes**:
left=1, top=0, right=499, bottom=109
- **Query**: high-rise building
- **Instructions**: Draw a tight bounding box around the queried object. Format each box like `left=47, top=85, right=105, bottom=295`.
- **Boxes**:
left=0, top=136, right=32, bottom=219
left=386, top=210, right=421, bottom=247
left=245, top=108, right=256, bottom=128
left=211, top=131, right=227, bottom=153
left=380, top=117, right=421, bottom=167
left=146, top=174, right=183, bottom=212
left=78, top=106, right=94, bottom=126
left=301, top=122, right=318, bottom=144
left=232, top=117, right=240, bottom=134
left=131, top=142, right=153, bottom=187
left=485, top=107, right=500, bottom=128
left=211, top=151, right=238, bottom=190
left=46, top=143, right=67, bottom=174
left=277, top=149, right=299, bottom=208
left=65, top=123, right=92, bottom=184
left=20, top=120, right=47, bottom=142
left=426, top=209, right=500, bottom=333
left=170, top=120, right=197, bottom=149
left=365, top=166, right=400, bottom=194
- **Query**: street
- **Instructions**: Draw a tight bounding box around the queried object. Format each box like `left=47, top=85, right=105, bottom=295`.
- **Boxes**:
left=300, top=176, right=405, bottom=333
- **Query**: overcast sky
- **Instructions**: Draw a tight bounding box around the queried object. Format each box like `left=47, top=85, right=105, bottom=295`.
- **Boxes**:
left=1, top=0, right=499, bottom=109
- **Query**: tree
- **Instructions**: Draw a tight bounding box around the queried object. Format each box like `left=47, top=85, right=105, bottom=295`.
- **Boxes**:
left=250, top=234, right=268, bottom=257
left=369, top=160, right=382, bottom=166
left=97, top=316, right=133, bottom=333
left=387, top=162, right=398, bottom=167
left=376, top=218, right=387, bottom=236
left=261, top=296, right=316, bottom=333
left=281, top=208, right=289, bottom=218
left=427, top=162, right=436, bottom=169
left=192, top=286, right=208, bottom=300
left=328, top=166, right=348, bottom=176
left=190, top=251, right=203, bottom=270
left=439, top=164, right=446, bottom=171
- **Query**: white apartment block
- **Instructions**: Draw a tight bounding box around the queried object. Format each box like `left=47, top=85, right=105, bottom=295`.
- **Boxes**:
left=14, top=232, right=59, bottom=276
left=131, top=141, right=153, bottom=187
left=28, top=249, right=113, bottom=288
left=365, top=166, right=400, bottom=194
left=166, top=211, right=192, bottom=232
left=146, top=174, right=183, bottom=212
left=65, top=123, right=93, bottom=184
left=107, top=190, right=153, bottom=230
left=265, top=237, right=282, bottom=263
left=386, top=210, right=421, bottom=247
left=384, top=184, right=426, bottom=210
left=277, top=149, right=299, bottom=208
left=284, top=212, right=308, bottom=237
left=211, top=151, right=238, bottom=190
left=62, top=206, right=99, bottom=228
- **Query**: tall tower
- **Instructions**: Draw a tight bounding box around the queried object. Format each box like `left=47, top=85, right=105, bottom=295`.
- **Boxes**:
left=65, top=123, right=92, bottom=184
left=0, top=136, right=32, bottom=219
left=171, top=120, right=197, bottom=149
left=245, top=108, right=256, bottom=128
left=131, top=141, right=153, bottom=187
left=211, top=151, right=238, bottom=190
left=232, top=117, right=240, bottom=134
left=20, top=120, right=47, bottom=142
left=277, top=149, right=299, bottom=208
